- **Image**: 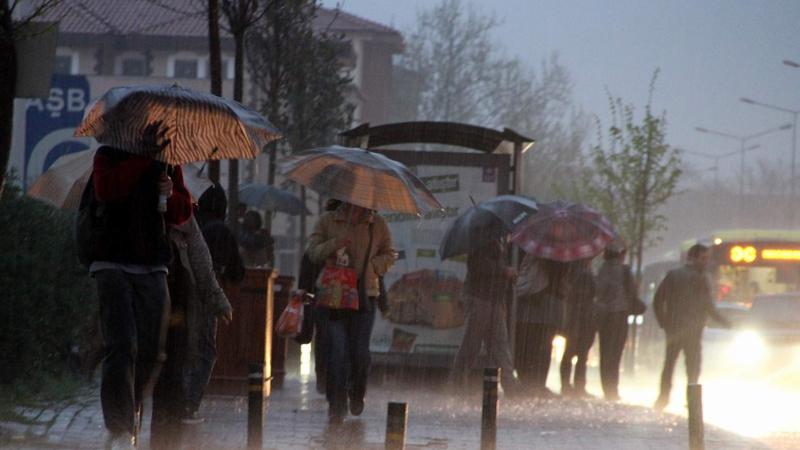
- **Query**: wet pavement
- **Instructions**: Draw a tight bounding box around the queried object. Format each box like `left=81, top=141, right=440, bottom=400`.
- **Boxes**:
left=0, top=372, right=788, bottom=450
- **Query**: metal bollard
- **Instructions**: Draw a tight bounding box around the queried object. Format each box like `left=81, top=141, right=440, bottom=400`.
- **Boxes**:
left=247, top=363, right=264, bottom=449
left=687, top=384, right=705, bottom=450
left=481, top=367, right=500, bottom=450
left=385, top=401, right=408, bottom=450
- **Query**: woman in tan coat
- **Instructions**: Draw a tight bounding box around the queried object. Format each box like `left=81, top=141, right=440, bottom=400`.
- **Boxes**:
left=307, top=201, right=394, bottom=424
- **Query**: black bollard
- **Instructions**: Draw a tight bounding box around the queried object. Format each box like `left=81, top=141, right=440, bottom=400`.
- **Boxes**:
left=687, top=384, right=705, bottom=450
left=247, top=363, right=264, bottom=449
left=385, top=402, right=408, bottom=450
left=481, top=367, right=500, bottom=450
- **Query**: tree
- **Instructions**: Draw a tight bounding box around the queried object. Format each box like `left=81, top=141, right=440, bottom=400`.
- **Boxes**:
left=397, top=0, right=588, bottom=199
left=0, top=0, right=61, bottom=198
left=247, top=0, right=352, bottom=240
left=575, top=69, right=682, bottom=280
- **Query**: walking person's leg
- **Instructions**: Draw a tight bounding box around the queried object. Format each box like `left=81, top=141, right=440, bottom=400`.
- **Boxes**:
left=182, top=310, right=218, bottom=422
left=573, top=329, right=595, bottom=394
left=314, top=307, right=329, bottom=394
left=605, top=312, right=628, bottom=400
left=486, top=300, right=517, bottom=392
left=325, top=312, right=349, bottom=422
left=347, top=307, right=376, bottom=416
left=450, top=299, right=487, bottom=386
left=596, top=313, right=614, bottom=398
left=514, top=322, right=535, bottom=391
left=684, top=330, right=703, bottom=385
left=131, top=272, right=170, bottom=439
left=559, top=338, right=576, bottom=395
left=96, top=270, right=139, bottom=444
left=655, top=334, right=682, bottom=409
left=530, top=325, right=556, bottom=395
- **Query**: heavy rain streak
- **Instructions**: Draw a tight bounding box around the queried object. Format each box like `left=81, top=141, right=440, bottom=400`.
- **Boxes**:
left=2, top=0, right=800, bottom=449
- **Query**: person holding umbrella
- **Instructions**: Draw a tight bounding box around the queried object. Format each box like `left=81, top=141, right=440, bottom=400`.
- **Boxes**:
left=441, top=195, right=538, bottom=394
left=511, top=201, right=616, bottom=397
left=559, top=257, right=597, bottom=397
left=307, top=201, right=395, bottom=424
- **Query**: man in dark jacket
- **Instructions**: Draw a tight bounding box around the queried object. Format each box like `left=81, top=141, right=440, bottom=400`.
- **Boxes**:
left=87, top=146, right=192, bottom=449
left=653, top=243, right=730, bottom=410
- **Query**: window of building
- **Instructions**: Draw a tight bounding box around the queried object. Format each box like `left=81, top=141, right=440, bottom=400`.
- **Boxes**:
left=121, top=58, right=146, bottom=76
left=54, top=55, right=74, bottom=75
left=173, top=59, right=199, bottom=78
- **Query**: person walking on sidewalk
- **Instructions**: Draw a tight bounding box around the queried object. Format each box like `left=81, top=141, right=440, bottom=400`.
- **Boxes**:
left=514, top=256, right=569, bottom=397
left=450, top=234, right=519, bottom=393
left=559, top=258, right=596, bottom=397
left=593, top=243, right=636, bottom=401
left=81, top=146, right=192, bottom=450
left=653, top=243, right=730, bottom=410
left=307, top=202, right=395, bottom=424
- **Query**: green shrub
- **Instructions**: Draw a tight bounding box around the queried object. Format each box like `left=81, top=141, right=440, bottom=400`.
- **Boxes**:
left=0, top=179, right=96, bottom=390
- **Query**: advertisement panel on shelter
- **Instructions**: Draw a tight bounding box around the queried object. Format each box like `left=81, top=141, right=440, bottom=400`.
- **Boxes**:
left=370, top=163, right=501, bottom=359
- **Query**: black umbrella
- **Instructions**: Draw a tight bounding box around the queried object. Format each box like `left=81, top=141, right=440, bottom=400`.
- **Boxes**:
left=439, top=195, right=538, bottom=260
left=238, top=183, right=309, bottom=215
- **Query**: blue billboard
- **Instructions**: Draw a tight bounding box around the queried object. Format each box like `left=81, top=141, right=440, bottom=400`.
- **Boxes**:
left=23, top=74, right=91, bottom=189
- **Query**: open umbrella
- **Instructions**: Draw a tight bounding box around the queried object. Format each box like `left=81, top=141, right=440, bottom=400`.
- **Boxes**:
left=439, top=195, right=538, bottom=259
left=238, top=183, right=309, bottom=215
left=511, top=200, right=616, bottom=262
left=279, top=145, right=442, bottom=214
left=74, top=84, right=281, bottom=165
left=27, top=149, right=213, bottom=210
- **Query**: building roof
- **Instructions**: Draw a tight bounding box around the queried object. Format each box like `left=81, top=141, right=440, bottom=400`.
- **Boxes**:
left=43, top=0, right=401, bottom=41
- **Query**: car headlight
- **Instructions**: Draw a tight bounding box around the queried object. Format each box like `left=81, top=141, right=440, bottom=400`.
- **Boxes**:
left=729, top=330, right=766, bottom=365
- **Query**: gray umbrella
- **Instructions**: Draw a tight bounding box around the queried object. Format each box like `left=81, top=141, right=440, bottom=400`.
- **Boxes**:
left=238, top=183, right=309, bottom=215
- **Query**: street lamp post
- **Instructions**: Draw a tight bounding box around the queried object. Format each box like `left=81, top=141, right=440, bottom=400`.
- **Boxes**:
left=740, top=98, right=799, bottom=223
left=676, top=147, right=742, bottom=186
left=695, top=123, right=792, bottom=222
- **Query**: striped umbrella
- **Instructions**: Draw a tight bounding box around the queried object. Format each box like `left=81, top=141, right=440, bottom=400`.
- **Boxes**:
left=74, top=84, right=281, bottom=165
left=511, top=200, right=617, bottom=262
left=279, top=145, right=442, bottom=214
left=27, top=149, right=213, bottom=210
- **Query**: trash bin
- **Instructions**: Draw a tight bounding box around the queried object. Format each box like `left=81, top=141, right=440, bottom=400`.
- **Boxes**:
left=209, top=267, right=276, bottom=396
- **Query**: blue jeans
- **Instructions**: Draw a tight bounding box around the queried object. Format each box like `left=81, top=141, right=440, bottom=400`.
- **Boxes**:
left=323, top=306, right=376, bottom=417
left=95, top=269, right=169, bottom=437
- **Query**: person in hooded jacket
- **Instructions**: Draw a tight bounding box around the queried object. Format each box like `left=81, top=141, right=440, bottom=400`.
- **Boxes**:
left=593, top=243, right=636, bottom=401
left=307, top=201, right=395, bottom=424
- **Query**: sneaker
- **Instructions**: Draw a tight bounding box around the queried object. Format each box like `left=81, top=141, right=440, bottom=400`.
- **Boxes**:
left=349, top=397, right=365, bottom=416
left=181, top=410, right=206, bottom=425
left=106, top=432, right=135, bottom=450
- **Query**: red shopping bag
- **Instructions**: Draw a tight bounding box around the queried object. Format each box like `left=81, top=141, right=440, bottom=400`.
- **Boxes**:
left=316, top=264, right=360, bottom=310
left=276, top=292, right=305, bottom=338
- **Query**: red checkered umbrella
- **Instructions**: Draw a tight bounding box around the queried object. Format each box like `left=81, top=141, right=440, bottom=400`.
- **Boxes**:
left=511, top=200, right=616, bottom=262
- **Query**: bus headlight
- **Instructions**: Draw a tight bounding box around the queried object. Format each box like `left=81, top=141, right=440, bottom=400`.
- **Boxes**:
left=729, top=330, right=766, bottom=365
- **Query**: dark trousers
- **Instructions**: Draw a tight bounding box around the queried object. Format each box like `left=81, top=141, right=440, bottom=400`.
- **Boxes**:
left=313, top=307, right=329, bottom=394
left=514, top=323, right=557, bottom=392
left=183, top=313, right=218, bottom=414
left=559, top=328, right=595, bottom=392
left=658, top=328, right=703, bottom=402
left=324, top=307, right=376, bottom=417
left=95, top=270, right=169, bottom=437
left=596, top=310, right=628, bottom=399
left=451, top=298, right=515, bottom=387
left=151, top=322, right=186, bottom=450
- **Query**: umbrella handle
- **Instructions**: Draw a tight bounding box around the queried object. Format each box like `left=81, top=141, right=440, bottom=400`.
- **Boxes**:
left=157, top=165, right=170, bottom=212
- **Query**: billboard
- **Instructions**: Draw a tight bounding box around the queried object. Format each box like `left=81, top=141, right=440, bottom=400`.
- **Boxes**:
left=371, top=161, right=506, bottom=363
left=23, top=74, right=91, bottom=190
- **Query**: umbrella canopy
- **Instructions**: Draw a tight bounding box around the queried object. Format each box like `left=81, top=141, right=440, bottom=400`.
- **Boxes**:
left=26, top=150, right=213, bottom=210
left=238, top=183, right=309, bottom=215
left=511, top=200, right=616, bottom=262
left=74, top=84, right=281, bottom=165
left=279, top=145, right=443, bottom=214
left=439, top=195, right=538, bottom=260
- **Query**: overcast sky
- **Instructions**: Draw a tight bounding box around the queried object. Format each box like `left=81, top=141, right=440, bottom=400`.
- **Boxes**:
left=322, top=0, right=800, bottom=176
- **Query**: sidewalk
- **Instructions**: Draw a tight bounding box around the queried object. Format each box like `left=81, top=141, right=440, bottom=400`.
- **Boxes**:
left=0, top=374, right=782, bottom=450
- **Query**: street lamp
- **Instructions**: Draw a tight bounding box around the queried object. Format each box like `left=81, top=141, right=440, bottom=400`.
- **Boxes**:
left=740, top=98, right=799, bottom=211
left=676, top=147, right=743, bottom=186
left=695, top=123, right=792, bottom=217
